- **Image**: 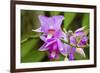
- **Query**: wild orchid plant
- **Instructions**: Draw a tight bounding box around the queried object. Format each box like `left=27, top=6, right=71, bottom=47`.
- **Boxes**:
left=32, top=15, right=88, bottom=61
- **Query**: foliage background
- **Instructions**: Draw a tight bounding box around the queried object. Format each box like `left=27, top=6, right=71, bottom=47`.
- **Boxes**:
left=21, top=10, right=90, bottom=63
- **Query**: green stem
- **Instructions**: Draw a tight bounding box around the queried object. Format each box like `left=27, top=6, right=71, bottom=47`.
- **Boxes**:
left=21, top=35, right=40, bottom=44
left=60, top=38, right=89, bottom=48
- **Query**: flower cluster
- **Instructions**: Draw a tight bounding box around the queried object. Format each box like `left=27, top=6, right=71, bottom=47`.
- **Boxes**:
left=32, top=15, right=88, bottom=61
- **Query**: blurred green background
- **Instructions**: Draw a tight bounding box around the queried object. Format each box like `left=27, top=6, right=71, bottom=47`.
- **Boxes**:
left=21, top=10, right=90, bottom=63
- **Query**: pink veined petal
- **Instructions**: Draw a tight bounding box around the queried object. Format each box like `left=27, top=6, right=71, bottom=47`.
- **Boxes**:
left=62, top=44, right=72, bottom=56
left=45, top=39, right=56, bottom=48
left=56, top=39, right=63, bottom=50
left=38, top=15, right=48, bottom=26
left=52, top=15, right=64, bottom=31
left=40, top=35, right=47, bottom=42
left=70, top=47, right=76, bottom=54
left=53, top=42, right=58, bottom=50
left=56, top=39, right=67, bottom=56
left=54, top=29, right=65, bottom=38
left=76, top=48, right=86, bottom=58
left=69, top=47, right=76, bottom=60
left=69, top=53, right=74, bottom=60
left=48, top=42, right=59, bottom=60
left=38, top=15, right=64, bottom=33
left=45, top=15, right=64, bottom=31
left=74, top=27, right=85, bottom=37
left=38, top=15, right=50, bottom=33
left=47, top=17, right=54, bottom=29
left=38, top=43, right=49, bottom=51
left=70, top=36, right=76, bottom=46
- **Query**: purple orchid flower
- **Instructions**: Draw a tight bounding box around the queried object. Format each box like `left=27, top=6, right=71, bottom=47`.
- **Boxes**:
left=32, top=15, right=66, bottom=60
left=64, top=27, right=88, bottom=60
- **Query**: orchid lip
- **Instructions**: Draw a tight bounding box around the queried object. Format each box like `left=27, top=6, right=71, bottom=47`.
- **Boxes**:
left=46, top=29, right=55, bottom=39
left=51, top=51, right=56, bottom=58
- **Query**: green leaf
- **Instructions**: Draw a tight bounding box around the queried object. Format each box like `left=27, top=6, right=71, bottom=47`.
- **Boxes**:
left=21, top=10, right=44, bottom=40
left=59, top=54, right=65, bottom=61
left=21, top=39, right=40, bottom=58
left=64, top=12, right=76, bottom=30
left=82, top=13, right=90, bottom=29
left=21, top=32, right=41, bottom=44
left=74, top=52, right=86, bottom=60
left=50, top=11, right=60, bottom=16
left=84, top=46, right=90, bottom=59
left=21, top=50, right=45, bottom=62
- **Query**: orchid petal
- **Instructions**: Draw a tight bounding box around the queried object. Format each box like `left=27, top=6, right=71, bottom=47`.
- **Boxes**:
left=45, top=39, right=56, bottom=48
left=69, top=47, right=76, bottom=60
left=38, top=43, right=49, bottom=51
left=38, top=15, right=48, bottom=26
left=56, top=39, right=63, bottom=51
left=77, top=36, right=88, bottom=47
left=53, top=16, right=64, bottom=30
left=38, top=15, right=49, bottom=33
left=62, top=44, right=71, bottom=56
left=38, top=15, right=64, bottom=34
left=76, top=48, right=86, bottom=58
left=71, top=47, right=76, bottom=53
left=75, top=27, right=85, bottom=36
left=56, top=39, right=68, bottom=56
left=70, top=36, right=76, bottom=46
left=69, top=53, right=74, bottom=60
left=57, top=40, right=63, bottom=50
left=75, top=31, right=85, bottom=37
left=40, top=35, right=47, bottom=42
left=54, top=29, right=65, bottom=38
